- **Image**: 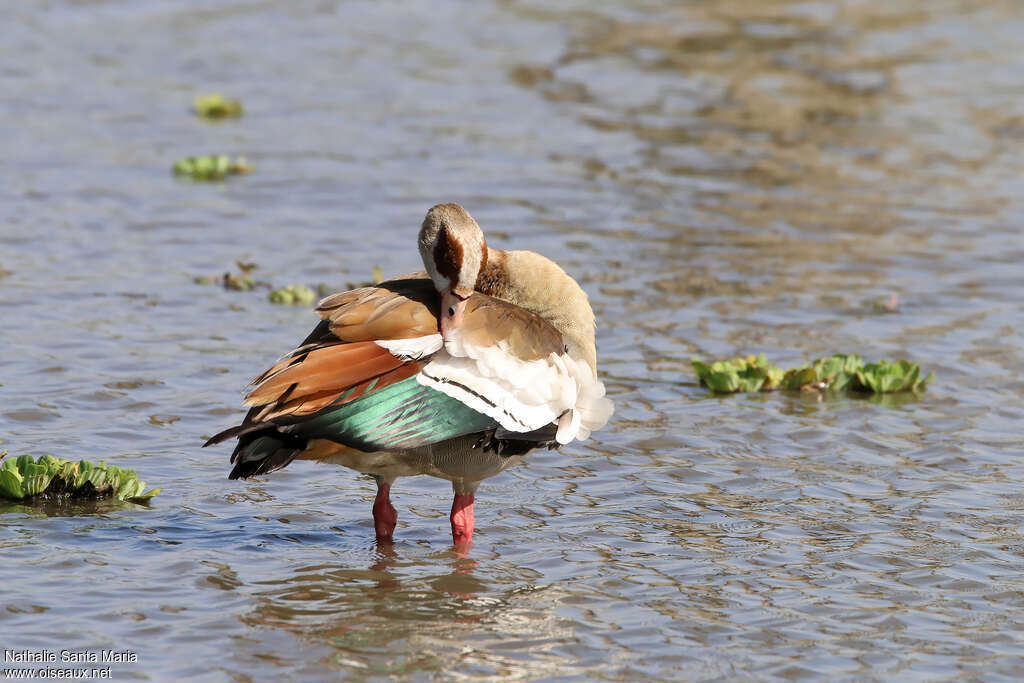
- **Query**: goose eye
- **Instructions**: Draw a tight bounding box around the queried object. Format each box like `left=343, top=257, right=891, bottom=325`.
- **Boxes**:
left=448, top=306, right=456, bottom=316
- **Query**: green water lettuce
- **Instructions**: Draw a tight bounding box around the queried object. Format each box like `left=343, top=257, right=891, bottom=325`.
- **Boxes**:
left=193, top=93, right=243, bottom=119
left=692, top=354, right=933, bottom=395
left=854, top=359, right=930, bottom=393
left=779, top=353, right=866, bottom=392
left=268, top=284, right=317, bottom=306
left=173, top=155, right=250, bottom=181
left=690, top=355, right=784, bottom=393
left=0, top=453, right=160, bottom=503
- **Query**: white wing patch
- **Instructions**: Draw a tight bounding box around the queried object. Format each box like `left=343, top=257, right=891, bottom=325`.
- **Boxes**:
left=375, top=334, right=443, bottom=361
left=417, top=329, right=613, bottom=444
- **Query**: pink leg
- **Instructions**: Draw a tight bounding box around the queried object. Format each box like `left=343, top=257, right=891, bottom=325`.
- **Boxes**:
left=373, top=481, right=397, bottom=541
left=450, top=493, right=475, bottom=547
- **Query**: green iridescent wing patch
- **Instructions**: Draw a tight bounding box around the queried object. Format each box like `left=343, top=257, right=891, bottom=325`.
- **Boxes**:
left=286, top=376, right=496, bottom=451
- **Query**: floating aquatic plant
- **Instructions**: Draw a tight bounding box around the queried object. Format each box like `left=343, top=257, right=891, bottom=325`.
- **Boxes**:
left=194, top=261, right=262, bottom=291
left=0, top=453, right=160, bottom=503
left=267, top=268, right=388, bottom=306
left=194, top=263, right=336, bottom=303
left=221, top=261, right=257, bottom=291
left=268, top=284, right=317, bottom=306
left=690, top=354, right=784, bottom=393
left=193, top=262, right=382, bottom=306
left=193, top=93, right=243, bottom=119
left=853, top=359, right=932, bottom=394
left=692, top=354, right=933, bottom=395
left=173, top=155, right=250, bottom=181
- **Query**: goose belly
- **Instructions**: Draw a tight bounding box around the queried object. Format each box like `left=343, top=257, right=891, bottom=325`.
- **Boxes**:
left=307, top=436, right=523, bottom=485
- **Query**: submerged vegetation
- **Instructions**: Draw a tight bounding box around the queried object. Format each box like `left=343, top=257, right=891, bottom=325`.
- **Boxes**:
left=193, top=93, right=244, bottom=119
left=0, top=453, right=160, bottom=503
left=692, top=354, right=933, bottom=395
left=173, top=155, right=251, bottom=181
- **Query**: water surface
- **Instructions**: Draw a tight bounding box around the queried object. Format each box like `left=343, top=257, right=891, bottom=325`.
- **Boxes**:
left=3, top=0, right=1024, bottom=679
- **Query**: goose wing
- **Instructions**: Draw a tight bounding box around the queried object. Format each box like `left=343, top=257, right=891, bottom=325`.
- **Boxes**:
left=206, top=276, right=492, bottom=454
left=419, top=294, right=613, bottom=444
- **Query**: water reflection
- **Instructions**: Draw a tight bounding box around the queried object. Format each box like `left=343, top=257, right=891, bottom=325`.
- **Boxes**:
left=241, top=544, right=570, bottom=677
left=0, top=497, right=147, bottom=519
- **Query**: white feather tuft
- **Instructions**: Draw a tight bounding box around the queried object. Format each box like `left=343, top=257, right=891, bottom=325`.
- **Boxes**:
left=375, top=334, right=443, bottom=361
left=556, top=409, right=580, bottom=445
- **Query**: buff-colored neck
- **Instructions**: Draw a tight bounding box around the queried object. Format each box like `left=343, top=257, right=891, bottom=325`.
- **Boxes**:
left=476, top=247, right=598, bottom=372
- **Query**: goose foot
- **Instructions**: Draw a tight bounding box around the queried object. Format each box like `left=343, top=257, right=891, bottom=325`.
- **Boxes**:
left=373, top=480, right=397, bottom=541
left=450, top=493, right=475, bottom=547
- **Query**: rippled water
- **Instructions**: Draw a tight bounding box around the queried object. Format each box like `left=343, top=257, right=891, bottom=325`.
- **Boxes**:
left=4, top=0, right=1024, bottom=678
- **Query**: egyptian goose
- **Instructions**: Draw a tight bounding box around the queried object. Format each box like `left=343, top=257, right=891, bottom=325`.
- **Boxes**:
left=205, top=203, right=613, bottom=546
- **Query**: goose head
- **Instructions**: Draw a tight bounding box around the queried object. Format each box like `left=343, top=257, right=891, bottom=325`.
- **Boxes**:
left=418, top=203, right=487, bottom=337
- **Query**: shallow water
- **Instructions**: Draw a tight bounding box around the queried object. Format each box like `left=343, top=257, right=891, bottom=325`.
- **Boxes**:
left=3, top=0, right=1024, bottom=679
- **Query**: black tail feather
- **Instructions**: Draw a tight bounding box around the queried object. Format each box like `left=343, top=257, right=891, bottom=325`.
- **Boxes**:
left=204, top=423, right=249, bottom=448
left=204, top=405, right=276, bottom=447
left=227, top=429, right=307, bottom=480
